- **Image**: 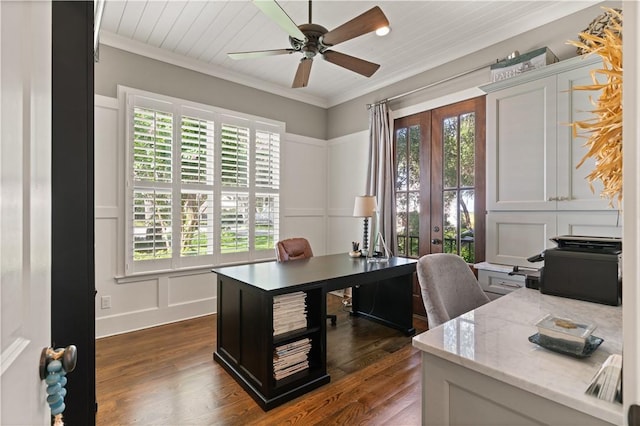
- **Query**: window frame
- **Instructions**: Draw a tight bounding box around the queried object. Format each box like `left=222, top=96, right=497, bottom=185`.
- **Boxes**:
left=122, top=87, right=283, bottom=275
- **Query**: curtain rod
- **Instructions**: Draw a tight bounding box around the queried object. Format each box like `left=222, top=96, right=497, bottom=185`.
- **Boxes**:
left=366, top=61, right=496, bottom=109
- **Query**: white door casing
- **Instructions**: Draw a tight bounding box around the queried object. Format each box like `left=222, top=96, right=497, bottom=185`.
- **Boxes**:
left=623, top=2, right=640, bottom=425
left=1, top=1, right=52, bottom=425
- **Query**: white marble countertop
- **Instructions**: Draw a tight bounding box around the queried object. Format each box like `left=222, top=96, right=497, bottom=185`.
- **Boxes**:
left=412, top=288, right=623, bottom=425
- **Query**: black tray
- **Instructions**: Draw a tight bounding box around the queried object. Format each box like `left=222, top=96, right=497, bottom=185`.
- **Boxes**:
left=528, top=333, right=604, bottom=358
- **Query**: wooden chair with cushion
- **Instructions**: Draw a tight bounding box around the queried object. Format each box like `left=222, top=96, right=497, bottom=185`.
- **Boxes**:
left=275, top=238, right=337, bottom=325
left=416, top=253, right=490, bottom=329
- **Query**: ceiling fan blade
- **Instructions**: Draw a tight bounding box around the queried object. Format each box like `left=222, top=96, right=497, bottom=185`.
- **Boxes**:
left=292, top=58, right=313, bottom=88
left=228, top=49, right=295, bottom=60
left=253, top=0, right=306, bottom=41
left=322, top=6, right=389, bottom=47
left=323, top=50, right=380, bottom=77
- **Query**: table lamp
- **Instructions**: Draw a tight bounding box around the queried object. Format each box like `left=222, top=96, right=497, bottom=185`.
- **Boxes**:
left=353, top=195, right=377, bottom=255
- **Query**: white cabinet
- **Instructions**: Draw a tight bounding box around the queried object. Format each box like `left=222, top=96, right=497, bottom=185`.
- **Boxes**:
left=556, top=66, right=611, bottom=210
left=484, top=55, right=609, bottom=211
left=486, top=212, right=556, bottom=267
left=477, top=268, right=525, bottom=299
left=486, top=211, right=622, bottom=267
left=486, top=76, right=557, bottom=210
left=482, top=56, right=621, bottom=270
left=419, top=352, right=616, bottom=426
left=413, top=289, right=623, bottom=426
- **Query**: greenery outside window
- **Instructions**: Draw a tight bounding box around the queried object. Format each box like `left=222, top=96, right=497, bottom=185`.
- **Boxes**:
left=124, top=88, right=281, bottom=274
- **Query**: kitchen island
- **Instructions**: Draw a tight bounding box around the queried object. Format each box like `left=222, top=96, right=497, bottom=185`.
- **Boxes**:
left=412, top=288, right=623, bottom=425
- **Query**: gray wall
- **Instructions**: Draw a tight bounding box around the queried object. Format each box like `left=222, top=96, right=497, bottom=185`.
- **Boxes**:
left=95, top=2, right=616, bottom=141
left=326, top=2, right=614, bottom=139
left=95, top=45, right=328, bottom=140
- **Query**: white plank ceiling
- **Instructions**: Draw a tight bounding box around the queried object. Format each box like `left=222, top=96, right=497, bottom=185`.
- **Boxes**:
left=99, top=1, right=601, bottom=107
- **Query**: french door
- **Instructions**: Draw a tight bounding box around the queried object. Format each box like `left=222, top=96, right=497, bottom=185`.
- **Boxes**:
left=394, top=97, right=486, bottom=316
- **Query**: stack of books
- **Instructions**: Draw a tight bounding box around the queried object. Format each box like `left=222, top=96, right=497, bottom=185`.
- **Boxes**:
left=586, top=354, right=622, bottom=404
left=273, top=338, right=311, bottom=380
left=273, top=291, right=307, bottom=336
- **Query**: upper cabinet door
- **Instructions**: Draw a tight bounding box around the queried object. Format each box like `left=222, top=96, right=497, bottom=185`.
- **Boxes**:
left=486, top=76, right=558, bottom=210
left=485, top=211, right=557, bottom=268
left=556, top=66, right=614, bottom=211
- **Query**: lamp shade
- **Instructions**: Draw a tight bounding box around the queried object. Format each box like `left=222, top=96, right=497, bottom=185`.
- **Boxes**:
left=353, top=195, right=377, bottom=217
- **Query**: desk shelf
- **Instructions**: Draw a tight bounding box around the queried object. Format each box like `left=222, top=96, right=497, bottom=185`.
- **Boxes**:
left=273, top=326, right=321, bottom=345
left=272, top=287, right=324, bottom=385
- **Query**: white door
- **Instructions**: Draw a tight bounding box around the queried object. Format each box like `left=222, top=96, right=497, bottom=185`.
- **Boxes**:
left=623, top=3, right=640, bottom=425
left=1, top=1, right=52, bottom=425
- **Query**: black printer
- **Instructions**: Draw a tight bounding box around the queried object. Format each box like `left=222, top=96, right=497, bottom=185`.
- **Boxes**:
left=534, top=235, right=622, bottom=306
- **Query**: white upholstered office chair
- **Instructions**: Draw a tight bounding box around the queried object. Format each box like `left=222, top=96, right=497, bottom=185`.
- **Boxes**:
left=416, top=253, right=490, bottom=329
left=275, top=238, right=337, bottom=325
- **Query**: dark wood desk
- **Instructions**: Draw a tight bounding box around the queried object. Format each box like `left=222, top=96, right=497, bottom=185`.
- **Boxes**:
left=212, top=254, right=417, bottom=410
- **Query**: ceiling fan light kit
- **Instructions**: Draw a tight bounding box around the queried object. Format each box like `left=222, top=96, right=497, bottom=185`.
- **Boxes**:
left=375, top=26, right=391, bottom=37
left=228, top=0, right=389, bottom=88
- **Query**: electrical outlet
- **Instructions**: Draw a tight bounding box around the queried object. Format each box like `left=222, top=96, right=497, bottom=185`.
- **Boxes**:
left=101, top=295, right=111, bottom=309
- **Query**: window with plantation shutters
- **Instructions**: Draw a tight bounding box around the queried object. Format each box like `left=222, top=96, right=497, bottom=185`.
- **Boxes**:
left=218, top=121, right=280, bottom=256
left=124, top=89, right=283, bottom=274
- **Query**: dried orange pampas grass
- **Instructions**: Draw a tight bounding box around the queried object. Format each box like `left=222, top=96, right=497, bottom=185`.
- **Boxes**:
left=568, top=8, right=622, bottom=207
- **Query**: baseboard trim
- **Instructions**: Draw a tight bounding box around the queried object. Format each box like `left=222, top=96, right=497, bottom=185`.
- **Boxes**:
left=96, top=298, right=216, bottom=338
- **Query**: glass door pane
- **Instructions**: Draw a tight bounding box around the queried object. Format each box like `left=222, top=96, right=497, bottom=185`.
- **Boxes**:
left=439, top=110, right=477, bottom=263
left=460, top=189, right=475, bottom=262
left=395, top=123, right=421, bottom=257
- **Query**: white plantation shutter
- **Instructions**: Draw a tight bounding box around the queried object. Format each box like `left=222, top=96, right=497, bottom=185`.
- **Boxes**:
left=254, top=128, right=280, bottom=251
left=130, top=103, right=174, bottom=267
left=132, top=189, right=173, bottom=260
left=133, top=107, right=173, bottom=183
left=181, top=115, right=214, bottom=185
left=125, top=88, right=282, bottom=274
left=221, top=123, right=249, bottom=186
left=255, top=130, right=280, bottom=188
left=180, top=114, right=215, bottom=259
left=180, top=191, right=213, bottom=256
left=220, top=192, right=250, bottom=254
left=255, top=193, right=279, bottom=251
left=220, top=121, right=251, bottom=257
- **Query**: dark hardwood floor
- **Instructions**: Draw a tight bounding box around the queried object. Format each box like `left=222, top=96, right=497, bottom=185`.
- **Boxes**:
left=96, top=294, right=428, bottom=425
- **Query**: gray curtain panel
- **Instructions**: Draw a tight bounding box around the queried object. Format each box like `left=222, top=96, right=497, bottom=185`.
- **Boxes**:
left=366, top=102, right=396, bottom=256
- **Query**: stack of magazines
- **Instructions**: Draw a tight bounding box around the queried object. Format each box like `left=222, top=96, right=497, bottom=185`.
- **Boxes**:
left=273, top=291, right=307, bottom=336
left=273, top=338, right=311, bottom=380
left=586, top=354, right=622, bottom=404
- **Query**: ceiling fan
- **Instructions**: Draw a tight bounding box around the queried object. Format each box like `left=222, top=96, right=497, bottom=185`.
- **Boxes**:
left=228, top=0, right=389, bottom=88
